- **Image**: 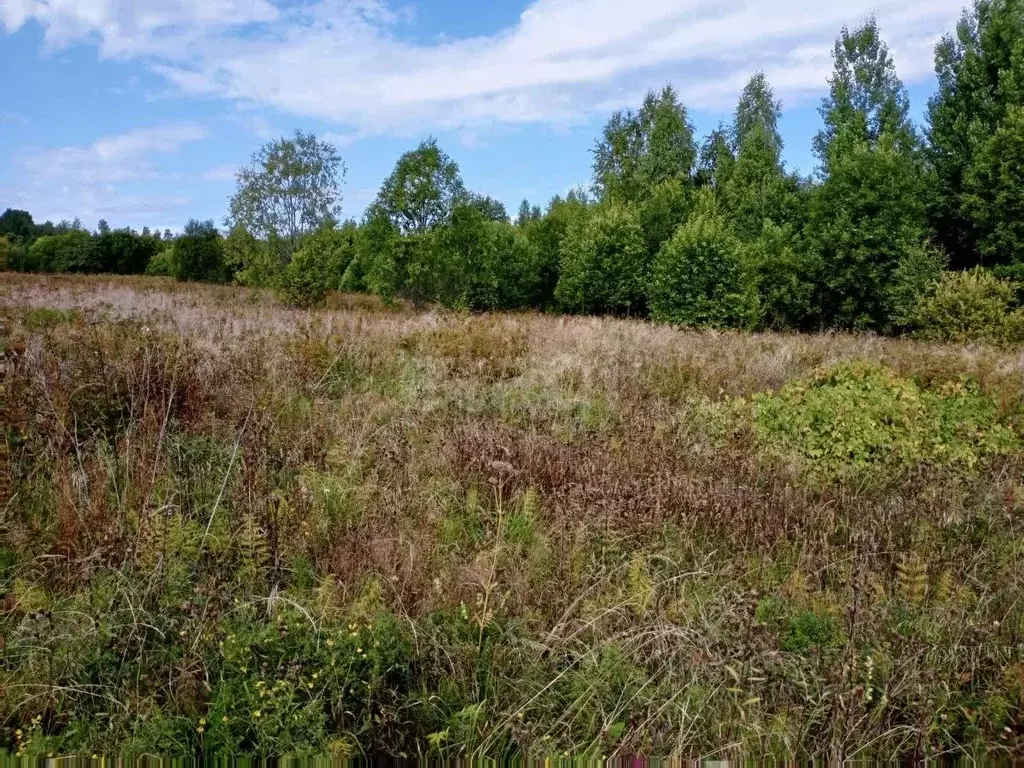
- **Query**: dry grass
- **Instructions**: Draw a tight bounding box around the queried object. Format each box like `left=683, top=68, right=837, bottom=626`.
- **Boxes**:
left=1, top=272, right=1023, bottom=760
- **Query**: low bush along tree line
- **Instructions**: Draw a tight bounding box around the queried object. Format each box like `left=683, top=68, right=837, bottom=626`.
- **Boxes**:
left=4, top=6, right=1024, bottom=342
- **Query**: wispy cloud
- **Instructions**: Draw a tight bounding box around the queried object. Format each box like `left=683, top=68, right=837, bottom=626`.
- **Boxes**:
left=16, top=123, right=211, bottom=227
left=2, top=0, right=965, bottom=135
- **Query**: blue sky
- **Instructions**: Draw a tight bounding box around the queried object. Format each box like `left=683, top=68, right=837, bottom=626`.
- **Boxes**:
left=0, top=0, right=965, bottom=233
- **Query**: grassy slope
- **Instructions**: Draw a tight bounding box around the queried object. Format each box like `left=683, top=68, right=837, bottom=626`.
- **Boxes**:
left=1, top=272, right=1023, bottom=760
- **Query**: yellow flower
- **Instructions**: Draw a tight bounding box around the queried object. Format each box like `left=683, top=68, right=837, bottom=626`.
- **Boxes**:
left=356, top=647, right=363, bottom=654
left=222, top=716, right=229, bottom=723
left=325, top=639, right=334, bottom=648
left=253, top=710, right=262, bottom=718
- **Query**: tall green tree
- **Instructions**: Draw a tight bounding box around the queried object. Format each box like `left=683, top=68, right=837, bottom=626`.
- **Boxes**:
left=928, top=0, right=1024, bottom=268
left=806, top=19, right=930, bottom=330
left=695, top=127, right=735, bottom=191
left=723, top=74, right=793, bottom=241
left=522, top=193, right=589, bottom=308
left=592, top=85, right=697, bottom=203
left=374, top=138, right=466, bottom=234
left=0, top=209, right=35, bottom=244
left=228, top=131, right=346, bottom=260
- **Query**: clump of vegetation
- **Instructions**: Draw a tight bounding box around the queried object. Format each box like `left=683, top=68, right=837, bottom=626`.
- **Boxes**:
left=755, top=361, right=1020, bottom=478
left=915, top=267, right=1024, bottom=345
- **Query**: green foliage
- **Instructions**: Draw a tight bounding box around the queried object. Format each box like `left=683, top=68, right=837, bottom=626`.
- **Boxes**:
left=780, top=611, right=842, bottom=653
left=915, top=267, right=1024, bottom=344
left=927, top=0, right=1024, bottom=268
left=747, top=221, right=821, bottom=330
left=814, top=17, right=919, bottom=168
left=807, top=19, right=930, bottom=331
left=29, top=229, right=101, bottom=273
left=806, top=139, right=928, bottom=330
left=433, top=205, right=538, bottom=310
left=755, top=361, right=1020, bottom=478
left=637, top=179, right=690, bottom=261
left=0, top=235, right=18, bottom=270
left=275, top=224, right=357, bottom=307
left=521, top=193, right=589, bottom=307
left=144, top=249, right=174, bottom=277
left=962, top=105, right=1024, bottom=265
left=173, top=219, right=227, bottom=283
left=649, top=191, right=757, bottom=328
left=555, top=202, right=648, bottom=315
left=96, top=229, right=163, bottom=274
left=696, top=127, right=735, bottom=191
left=224, top=224, right=284, bottom=288
left=0, top=208, right=35, bottom=243
left=374, top=138, right=466, bottom=234
left=884, top=243, right=948, bottom=330
left=593, top=85, right=696, bottom=203
left=228, top=130, right=346, bottom=259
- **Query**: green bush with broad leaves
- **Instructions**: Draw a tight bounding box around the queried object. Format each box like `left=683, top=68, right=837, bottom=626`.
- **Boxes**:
left=755, top=361, right=1020, bottom=478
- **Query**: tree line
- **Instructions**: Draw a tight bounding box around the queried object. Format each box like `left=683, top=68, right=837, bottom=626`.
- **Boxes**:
left=3, top=3, right=1023, bottom=341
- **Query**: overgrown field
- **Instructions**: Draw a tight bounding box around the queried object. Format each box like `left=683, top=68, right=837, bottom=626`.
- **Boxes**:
left=2, top=272, right=1024, bottom=760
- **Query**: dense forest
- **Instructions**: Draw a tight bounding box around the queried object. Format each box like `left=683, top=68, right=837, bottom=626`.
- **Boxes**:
left=3, top=5, right=1024, bottom=342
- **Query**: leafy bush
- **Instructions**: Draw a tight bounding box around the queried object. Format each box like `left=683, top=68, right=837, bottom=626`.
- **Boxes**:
left=747, top=221, right=821, bottom=330
left=915, top=267, right=1024, bottom=345
left=435, top=207, right=538, bottom=310
left=144, top=249, right=174, bottom=277
left=650, top=192, right=757, bottom=328
left=755, top=361, right=1020, bottom=478
left=173, top=220, right=227, bottom=282
left=96, top=229, right=163, bottom=274
left=884, top=242, right=948, bottom=331
left=555, top=202, right=647, bottom=315
left=28, top=230, right=101, bottom=273
left=276, top=227, right=354, bottom=307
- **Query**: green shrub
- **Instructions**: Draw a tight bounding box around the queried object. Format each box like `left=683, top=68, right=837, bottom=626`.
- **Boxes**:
left=755, top=361, right=1020, bottom=478
left=650, top=192, right=758, bottom=328
left=780, top=611, right=842, bottom=653
left=555, top=202, right=647, bottom=315
left=275, top=227, right=355, bottom=307
left=173, top=219, right=227, bottom=282
left=29, top=230, right=101, bottom=273
left=915, top=267, right=1024, bottom=345
left=144, top=249, right=174, bottom=277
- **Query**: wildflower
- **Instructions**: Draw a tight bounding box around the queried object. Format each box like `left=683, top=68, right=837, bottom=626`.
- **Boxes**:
left=356, top=647, right=363, bottom=654
left=222, top=716, right=229, bottom=723
left=325, top=638, right=334, bottom=648
left=253, top=710, right=262, bottom=718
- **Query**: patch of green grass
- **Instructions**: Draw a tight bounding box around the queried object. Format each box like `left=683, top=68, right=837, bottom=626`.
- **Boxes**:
left=23, top=307, right=76, bottom=330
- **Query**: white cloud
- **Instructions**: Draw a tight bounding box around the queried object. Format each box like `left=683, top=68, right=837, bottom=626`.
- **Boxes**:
left=15, top=123, right=211, bottom=227
left=3, top=0, right=964, bottom=133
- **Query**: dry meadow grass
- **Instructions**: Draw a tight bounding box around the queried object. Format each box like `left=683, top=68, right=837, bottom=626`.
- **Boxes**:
left=1, top=272, right=1023, bottom=760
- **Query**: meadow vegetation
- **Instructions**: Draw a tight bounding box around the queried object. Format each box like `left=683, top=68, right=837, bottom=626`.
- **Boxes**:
left=1, top=273, right=1023, bottom=760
